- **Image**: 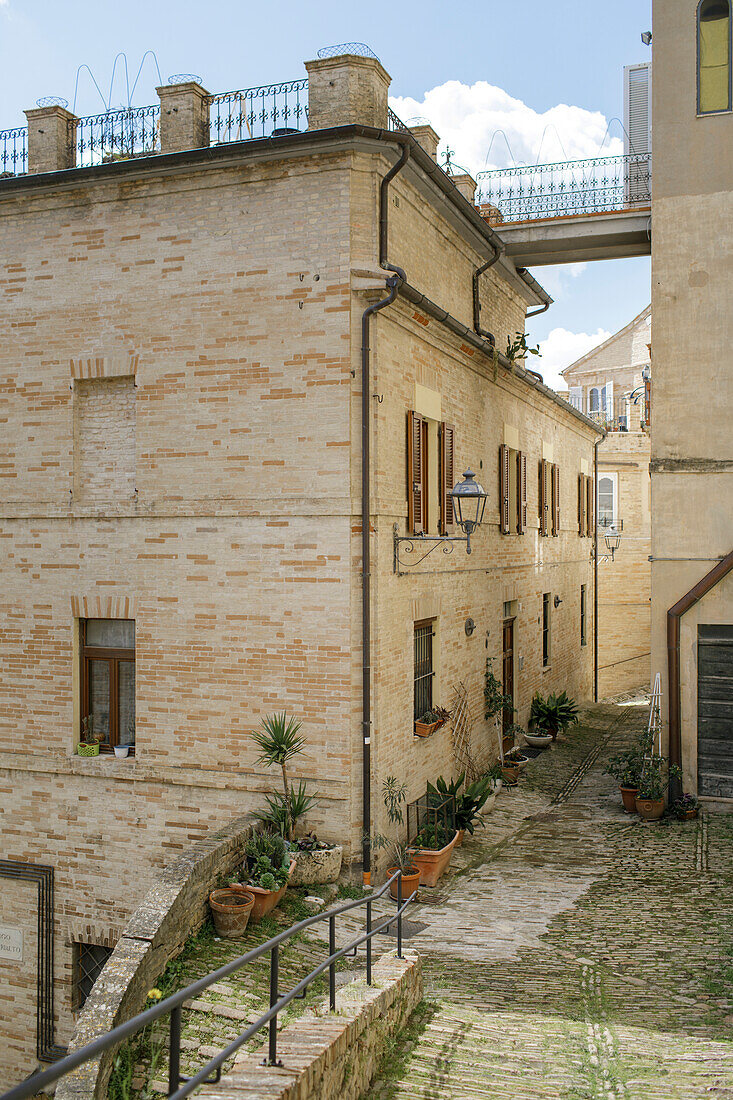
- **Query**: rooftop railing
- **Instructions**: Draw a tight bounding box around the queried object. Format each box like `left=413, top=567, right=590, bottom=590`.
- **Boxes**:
left=0, top=127, right=28, bottom=175
left=208, top=79, right=309, bottom=145
left=0, top=870, right=416, bottom=1100
left=476, top=152, right=651, bottom=223
left=73, top=104, right=161, bottom=168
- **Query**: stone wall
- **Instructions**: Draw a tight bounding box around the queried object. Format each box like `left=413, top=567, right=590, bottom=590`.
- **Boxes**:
left=56, top=814, right=253, bottom=1100
left=203, top=950, right=422, bottom=1100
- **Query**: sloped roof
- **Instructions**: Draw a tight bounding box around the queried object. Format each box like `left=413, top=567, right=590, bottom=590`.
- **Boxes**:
left=561, top=304, right=651, bottom=379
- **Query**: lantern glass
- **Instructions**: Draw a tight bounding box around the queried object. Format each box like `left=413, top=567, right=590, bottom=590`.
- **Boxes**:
left=449, top=469, right=488, bottom=546
left=604, top=527, right=622, bottom=554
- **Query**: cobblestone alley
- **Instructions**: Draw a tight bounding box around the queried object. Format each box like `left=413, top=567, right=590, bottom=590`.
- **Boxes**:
left=371, top=701, right=733, bottom=1099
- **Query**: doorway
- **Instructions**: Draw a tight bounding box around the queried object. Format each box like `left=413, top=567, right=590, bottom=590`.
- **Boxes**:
left=698, top=624, right=733, bottom=798
left=502, top=618, right=515, bottom=734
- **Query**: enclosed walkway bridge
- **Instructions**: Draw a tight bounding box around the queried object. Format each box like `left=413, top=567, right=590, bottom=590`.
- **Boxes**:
left=475, top=153, right=651, bottom=266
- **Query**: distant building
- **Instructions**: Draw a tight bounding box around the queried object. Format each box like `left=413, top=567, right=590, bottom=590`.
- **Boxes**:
left=562, top=307, right=651, bottom=697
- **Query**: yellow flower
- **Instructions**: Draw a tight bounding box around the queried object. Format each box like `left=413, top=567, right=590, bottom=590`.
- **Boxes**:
left=147, top=988, right=163, bottom=1002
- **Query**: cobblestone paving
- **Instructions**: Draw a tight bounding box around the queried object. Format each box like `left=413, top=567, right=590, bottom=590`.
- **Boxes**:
left=370, top=703, right=733, bottom=1100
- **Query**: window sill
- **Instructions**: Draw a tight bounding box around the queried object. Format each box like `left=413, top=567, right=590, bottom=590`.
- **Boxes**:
left=541, top=665, right=552, bottom=673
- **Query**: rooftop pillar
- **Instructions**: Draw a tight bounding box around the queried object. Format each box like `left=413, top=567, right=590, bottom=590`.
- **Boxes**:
left=305, top=53, right=391, bottom=130
left=408, top=123, right=440, bottom=162
left=451, top=172, right=477, bottom=205
left=156, top=82, right=210, bottom=153
left=24, top=105, right=78, bottom=173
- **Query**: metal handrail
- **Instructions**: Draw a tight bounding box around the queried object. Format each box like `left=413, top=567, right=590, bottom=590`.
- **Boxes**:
left=1, top=870, right=415, bottom=1100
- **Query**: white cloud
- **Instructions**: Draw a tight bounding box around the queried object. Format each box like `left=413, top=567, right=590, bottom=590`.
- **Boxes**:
left=535, top=327, right=611, bottom=393
left=391, top=81, right=622, bottom=177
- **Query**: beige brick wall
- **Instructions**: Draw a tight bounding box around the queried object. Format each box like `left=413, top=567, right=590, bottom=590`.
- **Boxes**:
left=73, top=376, right=136, bottom=501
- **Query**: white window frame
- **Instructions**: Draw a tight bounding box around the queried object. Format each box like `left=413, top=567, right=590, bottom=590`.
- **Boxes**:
left=597, top=471, right=618, bottom=529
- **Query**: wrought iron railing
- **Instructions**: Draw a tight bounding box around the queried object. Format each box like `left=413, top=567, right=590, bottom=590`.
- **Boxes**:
left=0, top=870, right=415, bottom=1100
left=388, top=106, right=408, bottom=131
left=208, top=80, right=309, bottom=144
left=74, top=105, right=160, bottom=168
left=0, top=127, right=28, bottom=175
left=475, top=153, right=651, bottom=222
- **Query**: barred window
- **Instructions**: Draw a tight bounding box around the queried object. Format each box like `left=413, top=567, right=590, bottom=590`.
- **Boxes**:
left=74, top=942, right=113, bottom=1009
left=542, top=593, right=551, bottom=668
left=414, top=620, right=435, bottom=721
left=581, top=585, right=587, bottom=647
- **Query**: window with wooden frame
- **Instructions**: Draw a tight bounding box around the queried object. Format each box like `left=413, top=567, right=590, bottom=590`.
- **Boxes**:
left=578, top=473, right=593, bottom=537
left=406, top=411, right=455, bottom=535
left=551, top=462, right=560, bottom=536
left=499, top=444, right=527, bottom=534
left=73, top=942, right=113, bottom=1009
left=81, top=619, right=135, bottom=752
left=539, top=460, right=558, bottom=536
left=698, top=0, right=732, bottom=114
left=413, top=619, right=435, bottom=721
left=586, top=474, right=594, bottom=538
left=542, top=593, right=551, bottom=667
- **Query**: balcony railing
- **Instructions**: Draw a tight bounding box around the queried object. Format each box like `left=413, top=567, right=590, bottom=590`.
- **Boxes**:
left=476, top=153, right=651, bottom=223
left=208, top=80, right=309, bottom=144
left=0, top=127, right=28, bottom=176
left=73, top=105, right=161, bottom=168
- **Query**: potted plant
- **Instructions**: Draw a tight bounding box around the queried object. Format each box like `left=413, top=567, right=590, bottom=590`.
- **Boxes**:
left=209, top=885, right=255, bottom=939
left=530, top=691, right=579, bottom=741
left=240, top=832, right=294, bottom=922
left=521, top=718, right=553, bottom=749
left=636, top=758, right=682, bottom=821
left=77, top=716, right=100, bottom=757
left=501, top=760, right=520, bottom=785
left=428, top=774, right=492, bottom=844
left=372, top=777, right=421, bottom=901
left=672, top=793, right=699, bottom=821
left=414, top=705, right=451, bottom=738
left=604, top=746, right=645, bottom=812
left=407, top=819, right=458, bottom=887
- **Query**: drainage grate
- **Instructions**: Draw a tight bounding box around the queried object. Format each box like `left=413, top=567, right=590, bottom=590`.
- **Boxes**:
left=378, top=919, right=429, bottom=939
left=412, top=892, right=447, bottom=906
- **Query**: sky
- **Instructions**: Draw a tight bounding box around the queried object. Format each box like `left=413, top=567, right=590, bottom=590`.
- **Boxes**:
left=0, top=0, right=652, bottom=390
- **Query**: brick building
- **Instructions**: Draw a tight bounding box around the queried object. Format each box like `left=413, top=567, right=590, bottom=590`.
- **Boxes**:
left=562, top=306, right=651, bottom=696
left=0, top=50, right=600, bottom=1079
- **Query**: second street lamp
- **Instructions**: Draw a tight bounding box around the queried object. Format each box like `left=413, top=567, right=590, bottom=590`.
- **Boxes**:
left=448, top=469, right=487, bottom=554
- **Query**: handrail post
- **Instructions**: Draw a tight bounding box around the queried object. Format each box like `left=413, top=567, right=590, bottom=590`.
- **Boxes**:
left=397, top=872, right=403, bottom=959
left=328, top=914, right=336, bottom=1011
left=366, top=899, right=372, bottom=985
left=168, top=1005, right=181, bottom=1096
left=267, top=945, right=279, bottom=1066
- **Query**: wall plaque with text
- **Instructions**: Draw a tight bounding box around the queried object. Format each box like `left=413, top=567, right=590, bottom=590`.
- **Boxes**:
left=0, top=925, right=23, bottom=961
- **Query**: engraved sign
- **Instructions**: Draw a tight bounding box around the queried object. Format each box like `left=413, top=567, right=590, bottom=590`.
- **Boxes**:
left=0, top=925, right=23, bottom=962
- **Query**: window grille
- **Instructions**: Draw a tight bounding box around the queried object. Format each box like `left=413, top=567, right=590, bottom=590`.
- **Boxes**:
left=414, top=620, right=435, bottom=720
left=75, top=943, right=113, bottom=1009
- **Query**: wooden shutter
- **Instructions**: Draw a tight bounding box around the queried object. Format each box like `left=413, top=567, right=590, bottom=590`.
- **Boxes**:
left=517, top=451, right=527, bottom=534
left=539, top=459, right=550, bottom=537
left=499, top=444, right=510, bottom=534
left=407, top=410, right=424, bottom=534
left=552, top=463, right=560, bottom=536
left=440, top=422, right=455, bottom=534
left=578, top=473, right=585, bottom=536
left=586, top=474, right=593, bottom=538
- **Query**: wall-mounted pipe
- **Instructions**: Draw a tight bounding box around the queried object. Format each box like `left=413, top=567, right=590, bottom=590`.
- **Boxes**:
left=667, top=548, right=733, bottom=803
left=472, top=244, right=503, bottom=344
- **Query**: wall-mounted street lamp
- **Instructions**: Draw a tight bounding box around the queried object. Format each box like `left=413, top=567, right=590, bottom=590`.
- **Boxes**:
left=393, top=468, right=488, bottom=572
left=604, top=526, right=622, bottom=561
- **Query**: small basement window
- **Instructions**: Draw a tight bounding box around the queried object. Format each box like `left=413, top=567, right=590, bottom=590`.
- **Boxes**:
left=74, top=942, right=113, bottom=1009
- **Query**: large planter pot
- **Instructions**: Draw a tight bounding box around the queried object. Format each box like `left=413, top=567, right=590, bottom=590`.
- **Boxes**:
left=480, top=790, right=497, bottom=816
left=248, top=859, right=296, bottom=923
left=524, top=731, right=553, bottom=749
left=620, top=786, right=638, bottom=813
left=636, top=796, right=665, bottom=821
left=507, top=753, right=529, bottom=769
left=454, top=829, right=465, bottom=846
left=501, top=764, right=520, bottom=785
left=289, top=845, right=343, bottom=887
left=209, top=887, right=255, bottom=939
left=407, top=831, right=458, bottom=888
left=548, top=724, right=559, bottom=742
left=387, top=865, right=420, bottom=901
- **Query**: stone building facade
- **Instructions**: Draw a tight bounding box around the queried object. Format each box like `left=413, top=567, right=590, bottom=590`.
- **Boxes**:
left=650, top=0, right=733, bottom=802
left=562, top=307, right=652, bottom=697
left=0, top=52, right=600, bottom=1081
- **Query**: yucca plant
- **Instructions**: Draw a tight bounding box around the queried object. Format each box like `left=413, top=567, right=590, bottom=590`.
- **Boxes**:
left=252, top=712, right=306, bottom=841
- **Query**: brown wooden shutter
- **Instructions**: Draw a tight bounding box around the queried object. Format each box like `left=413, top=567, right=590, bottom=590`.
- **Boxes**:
left=540, top=459, right=551, bottom=536
left=517, top=451, right=527, bottom=534
left=586, top=474, right=593, bottom=538
left=440, top=422, right=455, bottom=534
left=407, top=410, right=424, bottom=534
left=578, top=473, right=585, bottom=536
left=499, top=444, right=510, bottom=534
left=552, top=463, right=560, bottom=536
left=538, top=460, right=545, bottom=536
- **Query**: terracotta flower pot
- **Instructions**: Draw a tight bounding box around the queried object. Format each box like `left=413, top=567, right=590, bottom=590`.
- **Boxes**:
left=414, top=719, right=444, bottom=738
left=407, top=831, right=459, bottom=887
left=636, top=796, right=665, bottom=821
left=209, top=887, right=255, bottom=939
left=620, top=786, right=639, bottom=813
left=680, top=807, right=699, bottom=820
left=387, top=866, right=420, bottom=901
left=501, top=764, right=520, bottom=784
left=454, top=829, right=465, bottom=846
left=248, top=859, right=296, bottom=923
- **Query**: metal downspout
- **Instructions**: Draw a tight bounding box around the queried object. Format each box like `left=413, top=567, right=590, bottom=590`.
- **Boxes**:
left=472, top=241, right=504, bottom=344
left=361, top=141, right=410, bottom=885
left=594, top=439, right=599, bottom=703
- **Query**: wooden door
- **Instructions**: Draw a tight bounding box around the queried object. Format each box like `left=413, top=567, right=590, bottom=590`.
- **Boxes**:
left=502, top=619, right=515, bottom=734
left=698, top=624, right=733, bottom=797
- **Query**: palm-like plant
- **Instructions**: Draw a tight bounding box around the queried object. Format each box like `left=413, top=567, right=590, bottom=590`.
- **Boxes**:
left=252, top=712, right=306, bottom=841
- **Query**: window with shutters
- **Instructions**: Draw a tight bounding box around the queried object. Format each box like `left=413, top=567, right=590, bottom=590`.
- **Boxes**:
left=551, top=463, right=560, bottom=536
left=81, top=619, right=135, bottom=752
left=499, top=445, right=527, bottom=534
left=539, top=460, right=557, bottom=537
left=542, top=593, right=551, bottom=668
left=406, top=411, right=454, bottom=536
left=698, top=0, right=732, bottom=114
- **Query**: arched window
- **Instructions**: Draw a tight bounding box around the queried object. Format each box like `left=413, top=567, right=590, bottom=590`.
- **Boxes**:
left=597, top=474, right=617, bottom=529
left=699, top=0, right=732, bottom=114
left=589, top=387, right=600, bottom=414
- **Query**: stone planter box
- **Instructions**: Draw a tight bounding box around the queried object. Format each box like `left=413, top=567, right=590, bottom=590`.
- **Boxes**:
left=407, top=830, right=459, bottom=888
left=289, top=845, right=343, bottom=886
